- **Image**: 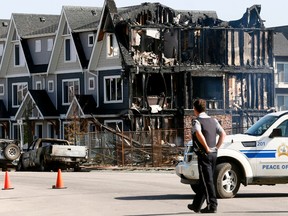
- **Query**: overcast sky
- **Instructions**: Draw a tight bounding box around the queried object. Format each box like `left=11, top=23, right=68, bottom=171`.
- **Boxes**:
left=0, top=0, right=285, bottom=27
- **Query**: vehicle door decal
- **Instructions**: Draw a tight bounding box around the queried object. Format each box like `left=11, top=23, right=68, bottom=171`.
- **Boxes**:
left=240, top=150, right=276, bottom=158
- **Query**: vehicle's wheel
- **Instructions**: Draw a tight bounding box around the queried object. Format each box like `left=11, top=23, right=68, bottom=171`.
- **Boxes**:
left=214, top=163, right=241, bottom=199
left=4, top=143, right=21, bottom=161
left=190, top=184, right=199, bottom=194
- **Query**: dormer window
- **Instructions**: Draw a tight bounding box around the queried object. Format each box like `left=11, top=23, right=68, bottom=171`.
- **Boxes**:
left=106, top=33, right=119, bottom=58
left=35, top=40, right=41, bottom=52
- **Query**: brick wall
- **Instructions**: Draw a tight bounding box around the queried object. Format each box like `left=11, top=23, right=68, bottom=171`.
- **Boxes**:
left=183, top=113, right=232, bottom=144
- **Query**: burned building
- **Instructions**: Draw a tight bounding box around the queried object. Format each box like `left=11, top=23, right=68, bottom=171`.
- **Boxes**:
left=105, top=2, right=274, bottom=142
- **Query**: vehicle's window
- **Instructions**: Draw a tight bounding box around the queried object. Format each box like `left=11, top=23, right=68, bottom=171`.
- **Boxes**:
left=245, top=115, right=279, bottom=136
left=276, top=120, right=288, bottom=137
left=42, top=142, right=52, bottom=147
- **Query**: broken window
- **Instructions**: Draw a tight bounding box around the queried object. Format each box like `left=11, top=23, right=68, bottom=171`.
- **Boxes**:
left=192, top=77, right=223, bottom=109
left=131, top=28, right=177, bottom=66
left=106, top=33, right=119, bottom=58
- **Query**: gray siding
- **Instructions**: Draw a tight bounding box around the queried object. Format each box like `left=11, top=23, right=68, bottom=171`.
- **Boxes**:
left=79, top=32, right=95, bottom=60
left=27, top=37, right=53, bottom=64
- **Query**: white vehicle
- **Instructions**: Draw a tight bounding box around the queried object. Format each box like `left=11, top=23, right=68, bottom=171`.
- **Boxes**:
left=176, top=111, right=288, bottom=198
left=17, top=138, right=88, bottom=171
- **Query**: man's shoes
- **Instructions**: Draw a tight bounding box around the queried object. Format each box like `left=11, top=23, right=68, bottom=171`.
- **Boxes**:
left=200, top=206, right=217, bottom=213
left=187, top=204, right=200, bottom=213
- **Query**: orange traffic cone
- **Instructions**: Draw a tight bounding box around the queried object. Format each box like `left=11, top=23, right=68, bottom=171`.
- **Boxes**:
left=52, top=169, right=66, bottom=189
left=2, top=171, right=14, bottom=190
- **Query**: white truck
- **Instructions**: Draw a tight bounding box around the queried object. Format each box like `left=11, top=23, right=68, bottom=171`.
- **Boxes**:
left=17, top=138, right=88, bottom=171
left=176, top=111, right=288, bottom=198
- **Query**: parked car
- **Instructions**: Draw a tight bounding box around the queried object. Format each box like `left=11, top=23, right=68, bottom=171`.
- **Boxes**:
left=0, top=139, right=21, bottom=170
left=176, top=111, right=288, bottom=198
left=17, top=138, right=88, bottom=171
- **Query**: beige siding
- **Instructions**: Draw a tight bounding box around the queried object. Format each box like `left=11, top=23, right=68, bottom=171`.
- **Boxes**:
left=97, top=34, right=121, bottom=69
left=55, top=41, right=81, bottom=72
left=6, top=48, right=28, bottom=76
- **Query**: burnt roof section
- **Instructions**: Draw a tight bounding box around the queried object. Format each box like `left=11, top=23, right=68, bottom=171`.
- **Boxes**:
left=12, top=13, right=60, bottom=37
left=0, top=19, right=10, bottom=39
left=116, top=3, right=264, bottom=29
left=29, top=90, right=59, bottom=117
left=63, top=6, right=102, bottom=32
left=228, top=5, right=265, bottom=28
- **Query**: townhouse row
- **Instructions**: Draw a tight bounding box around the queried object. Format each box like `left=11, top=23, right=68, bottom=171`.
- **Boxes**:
left=0, top=0, right=285, bottom=145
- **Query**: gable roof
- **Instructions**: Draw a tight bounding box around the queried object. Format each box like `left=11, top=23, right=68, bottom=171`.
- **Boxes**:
left=63, top=6, right=102, bottom=32
left=48, top=6, right=103, bottom=73
left=66, top=94, right=97, bottom=118
left=14, top=90, right=58, bottom=120
left=12, top=13, right=60, bottom=38
left=63, top=6, right=102, bottom=69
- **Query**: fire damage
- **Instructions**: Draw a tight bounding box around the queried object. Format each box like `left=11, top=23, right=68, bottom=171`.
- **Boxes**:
left=84, top=2, right=274, bottom=167
left=113, top=3, right=273, bottom=135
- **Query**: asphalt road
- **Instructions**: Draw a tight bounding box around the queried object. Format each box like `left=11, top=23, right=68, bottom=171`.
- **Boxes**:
left=0, top=169, right=287, bottom=216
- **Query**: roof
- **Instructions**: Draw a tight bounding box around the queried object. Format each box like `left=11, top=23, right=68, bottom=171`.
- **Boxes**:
left=0, top=20, right=10, bottom=39
left=29, top=90, right=58, bottom=117
left=12, top=13, right=60, bottom=38
left=273, top=32, right=288, bottom=56
left=75, top=95, right=97, bottom=115
left=270, top=26, right=288, bottom=56
left=63, top=6, right=102, bottom=32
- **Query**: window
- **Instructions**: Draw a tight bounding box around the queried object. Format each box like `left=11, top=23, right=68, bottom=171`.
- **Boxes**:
left=35, top=40, right=41, bottom=52
left=277, top=95, right=288, bottom=111
left=64, top=38, right=76, bottom=62
left=104, top=76, right=123, bottom=103
left=14, top=43, right=24, bottom=66
left=47, top=38, right=53, bottom=51
left=15, top=44, right=20, bottom=66
left=62, top=79, right=80, bottom=105
left=48, top=80, right=54, bottom=92
left=106, top=33, right=119, bottom=58
left=89, top=77, right=95, bottom=90
left=36, top=81, right=42, bottom=90
left=12, top=82, right=28, bottom=107
left=0, top=84, right=4, bottom=95
left=0, top=44, right=3, bottom=56
left=104, top=120, right=123, bottom=131
left=65, top=38, right=71, bottom=61
left=277, top=63, right=288, bottom=83
left=88, top=34, right=94, bottom=47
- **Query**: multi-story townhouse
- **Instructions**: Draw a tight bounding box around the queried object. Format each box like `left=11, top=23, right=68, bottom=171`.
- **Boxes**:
left=13, top=6, right=102, bottom=142
left=0, top=13, right=60, bottom=142
left=272, top=26, right=288, bottom=111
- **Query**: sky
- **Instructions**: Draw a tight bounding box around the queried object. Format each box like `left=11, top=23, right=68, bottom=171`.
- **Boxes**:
left=0, top=0, right=285, bottom=28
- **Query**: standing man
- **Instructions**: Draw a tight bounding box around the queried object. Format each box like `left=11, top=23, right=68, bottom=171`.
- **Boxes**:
left=188, top=98, right=226, bottom=213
